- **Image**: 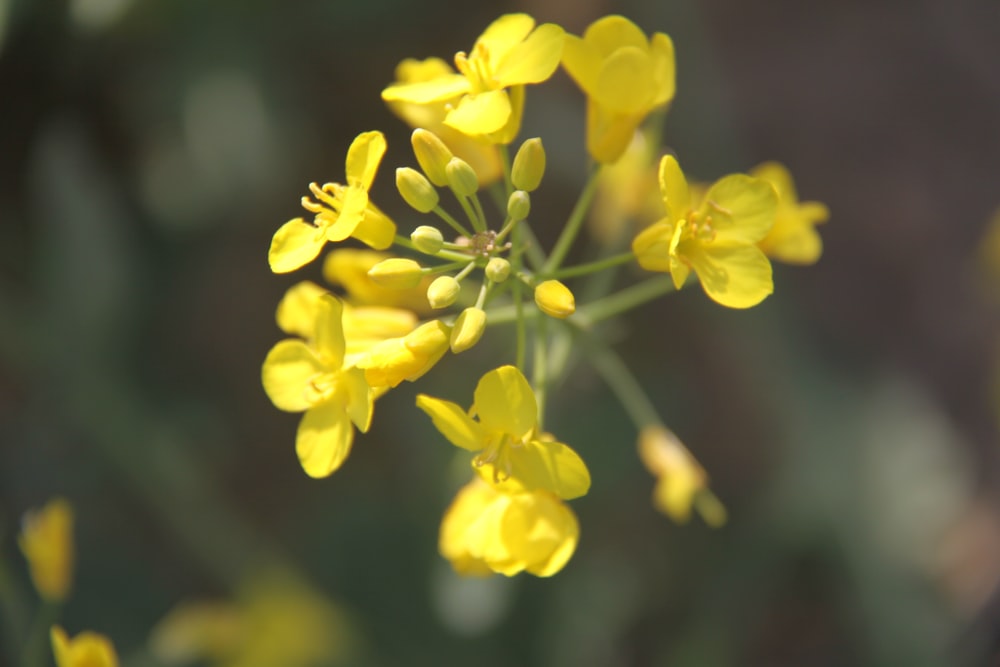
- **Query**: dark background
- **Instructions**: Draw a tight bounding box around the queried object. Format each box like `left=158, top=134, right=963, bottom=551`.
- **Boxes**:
left=2, top=0, right=1000, bottom=665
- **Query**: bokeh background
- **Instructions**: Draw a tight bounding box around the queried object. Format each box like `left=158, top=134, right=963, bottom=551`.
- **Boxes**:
left=3, top=0, right=1000, bottom=665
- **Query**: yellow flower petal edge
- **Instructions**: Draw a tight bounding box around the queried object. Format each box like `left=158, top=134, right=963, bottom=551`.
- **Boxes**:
left=752, top=161, right=829, bottom=265
left=52, top=626, right=119, bottom=667
left=19, top=498, right=74, bottom=602
left=638, top=426, right=727, bottom=527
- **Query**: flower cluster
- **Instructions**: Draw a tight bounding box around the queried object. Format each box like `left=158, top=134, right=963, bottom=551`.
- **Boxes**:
left=263, top=13, right=828, bottom=577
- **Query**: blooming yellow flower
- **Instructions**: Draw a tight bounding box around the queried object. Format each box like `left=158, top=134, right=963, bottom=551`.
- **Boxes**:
left=439, top=478, right=579, bottom=577
left=354, top=320, right=451, bottom=390
left=322, top=249, right=432, bottom=313
left=632, top=155, right=778, bottom=309
left=416, top=366, right=590, bottom=499
left=381, top=14, right=565, bottom=144
left=561, top=15, right=675, bottom=164
left=51, top=626, right=118, bottom=667
left=638, top=426, right=726, bottom=526
left=262, top=295, right=373, bottom=478
left=752, top=161, right=829, bottom=265
left=19, top=498, right=73, bottom=602
left=268, top=131, right=396, bottom=273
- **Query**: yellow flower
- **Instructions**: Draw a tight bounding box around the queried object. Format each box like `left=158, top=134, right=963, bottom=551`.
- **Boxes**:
left=632, top=155, right=777, bottom=309
left=51, top=626, right=118, bottom=667
left=268, top=131, right=396, bottom=273
left=638, top=426, right=726, bottom=526
left=354, top=320, right=451, bottom=390
left=19, top=498, right=73, bottom=602
left=439, top=478, right=579, bottom=577
left=416, top=366, right=590, bottom=499
left=590, top=131, right=662, bottom=244
left=561, top=16, right=675, bottom=164
left=381, top=14, right=565, bottom=144
left=322, top=249, right=432, bottom=313
left=262, top=295, right=374, bottom=478
left=752, top=161, right=829, bottom=265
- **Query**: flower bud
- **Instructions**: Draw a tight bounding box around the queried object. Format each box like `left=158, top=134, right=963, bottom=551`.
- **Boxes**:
left=450, top=307, right=487, bottom=353
left=485, top=257, right=511, bottom=283
left=511, top=138, right=545, bottom=192
left=411, top=129, right=453, bottom=187
left=411, top=225, right=444, bottom=255
left=426, top=275, right=461, bottom=309
left=446, top=157, right=479, bottom=197
left=367, top=258, right=424, bottom=289
left=396, top=167, right=439, bottom=213
left=507, top=190, right=531, bottom=221
left=534, top=280, right=575, bottom=318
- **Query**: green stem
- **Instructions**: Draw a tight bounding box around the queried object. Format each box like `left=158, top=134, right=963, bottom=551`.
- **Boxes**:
left=0, top=550, right=30, bottom=665
left=432, top=205, right=473, bottom=238
left=453, top=192, right=482, bottom=233
left=547, top=251, right=635, bottom=280
left=22, top=600, right=58, bottom=667
left=469, top=193, right=489, bottom=233
left=533, top=314, right=548, bottom=431
left=579, top=276, right=676, bottom=324
left=393, top=235, right=470, bottom=263
left=543, top=164, right=602, bottom=273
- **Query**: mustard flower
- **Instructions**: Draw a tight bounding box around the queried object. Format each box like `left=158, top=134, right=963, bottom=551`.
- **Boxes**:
left=322, top=249, right=432, bottom=313
left=262, top=295, right=373, bottom=478
left=269, top=131, right=396, bottom=273
left=638, top=426, right=727, bottom=526
left=632, top=155, right=778, bottom=309
left=416, top=366, right=590, bottom=499
left=439, top=478, right=579, bottom=577
left=562, top=15, right=675, bottom=163
left=19, top=498, right=73, bottom=602
left=752, top=161, right=829, bottom=265
left=354, top=320, right=452, bottom=390
left=381, top=14, right=565, bottom=144
left=51, top=626, right=118, bottom=667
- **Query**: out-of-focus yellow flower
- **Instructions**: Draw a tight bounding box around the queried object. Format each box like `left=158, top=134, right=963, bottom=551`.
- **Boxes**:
left=51, top=626, right=118, bottom=667
left=355, top=320, right=451, bottom=390
left=19, top=498, right=73, bottom=602
left=269, top=131, right=396, bottom=273
left=752, top=161, right=829, bottom=265
left=440, top=478, right=579, bottom=577
left=633, top=155, right=777, bottom=309
left=638, top=426, right=726, bottom=526
left=323, top=249, right=432, bottom=313
left=562, top=16, right=675, bottom=164
left=386, top=61, right=503, bottom=185
left=417, top=366, right=590, bottom=499
left=262, top=295, right=374, bottom=478
left=382, top=14, right=564, bottom=144
left=590, top=131, right=662, bottom=244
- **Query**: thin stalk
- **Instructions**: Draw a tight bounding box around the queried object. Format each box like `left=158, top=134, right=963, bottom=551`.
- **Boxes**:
left=533, top=314, right=548, bottom=431
left=543, top=164, right=602, bottom=273
left=393, top=235, right=471, bottom=263
left=547, top=251, right=635, bottom=280
left=579, top=276, right=677, bottom=324
left=469, top=193, right=489, bottom=233
left=432, top=205, right=473, bottom=238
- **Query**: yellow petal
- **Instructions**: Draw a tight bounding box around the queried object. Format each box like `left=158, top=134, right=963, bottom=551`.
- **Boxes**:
left=445, top=90, right=512, bottom=136
left=51, top=626, right=119, bottom=667
left=759, top=211, right=824, bottom=264
left=381, top=73, right=470, bottom=104
left=750, top=161, right=796, bottom=201
left=503, top=492, right=579, bottom=577
left=439, top=480, right=505, bottom=576
left=476, top=439, right=591, bottom=500
left=594, top=46, right=654, bottom=113
left=261, top=340, right=325, bottom=412
left=415, top=395, right=484, bottom=451
left=314, top=295, right=345, bottom=369
left=276, top=281, right=328, bottom=339
left=344, top=131, right=386, bottom=191
left=701, top=174, right=777, bottom=244
left=268, top=218, right=324, bottom=274
left=648, top=32, right=676, bottom=106
left=352, top=205, right=396, bottom=251
left=19, top=499, right=73, bottom=602
left=474, top=13, right=536, bottom=64
left=585, top=101, right=643, bottom=164
left=582, top=15, right=648, bottom=57
left=325, top=186, right=367, bottom=242
left=632, top=221, right=674, bottom=273
left=296, top=402, right=354, bottom=478
left=560, top=34, right=600, bottom=96
left=472, top=365, right=536, bottom=439
left=684, top=242, right=773, bottom=309
left=658, top=155, right=690, bottom=221
left=341, top=366, right=373, bottom=432
left=494, top=23, right=565, bottom=86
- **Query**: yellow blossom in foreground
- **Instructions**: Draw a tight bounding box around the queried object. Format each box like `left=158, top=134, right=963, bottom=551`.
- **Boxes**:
left=632, top=155, right=777, bottom=308
left=262, top=295, right=373, bottom=478
left=440, top=478, right=579, bottom=577
left=417, top=366, right=590, bottom=499
left=562, top=15, right=675, bottom=163
left=19, top=498, right=73, bottom=602
left=381, top=13, right=564, bottom=143
left=269, top=131, right=396, bottom=273
left=323, top=249, right=432, bottom=313
left=355, top=320, right=451, bottom=390
left=638, top=426, right=727, bottom=526
left=52, top=626, right=118, bottom=667
left=752, top=161, right=829, bottom=265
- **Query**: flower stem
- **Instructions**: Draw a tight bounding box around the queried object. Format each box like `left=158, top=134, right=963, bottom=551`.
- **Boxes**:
left=533, top=314, right=548, bottom=431
left=578, top=276, right=676, bottom=324
left=393, top=235, right=471, bottom=263
left=543, top=164, right=602, bottom=273
left=547, top=251, right=635, bottom=280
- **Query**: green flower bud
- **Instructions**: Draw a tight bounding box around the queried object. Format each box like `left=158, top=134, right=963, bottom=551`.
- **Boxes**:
left=511, top=138, right=545, bottom=192
left=426, top=275, right=461, bottom=309
left=411, top=225, right=444, bottom=255
left=485, top=257, right=511, bottom=283
left=507, top=190, right=531, bottom=221
left=411, top=129, right=453, bottom=187
left=534, top=280, right=575, bottom=318
left=450, top=307, right=487, bottom=353
left=367, top=258, right=424, bottom=289
left=446, top=157, right=479, bottom=197
left=396, top=167, right=439, bottom=213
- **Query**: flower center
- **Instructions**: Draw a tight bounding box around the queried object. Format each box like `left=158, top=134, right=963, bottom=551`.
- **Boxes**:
left=304, top=371, right=342, bottom=405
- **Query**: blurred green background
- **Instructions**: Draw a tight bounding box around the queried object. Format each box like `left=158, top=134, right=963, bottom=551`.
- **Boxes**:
left=3, top=0, right=1000, bottom=665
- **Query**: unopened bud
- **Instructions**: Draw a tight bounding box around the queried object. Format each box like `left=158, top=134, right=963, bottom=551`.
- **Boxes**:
left=427, top=275, right=461, bottom=309
left=411, top=225, right=444, bottom=255
left=485, top=257, right=511, bottom=283
left=507, top=190, right=531, bottom=221
left=534, top=280, right=575, bottom=318
left=450, top=307, right=487, bottom=353
left=511, top=138, right=545, bottom=192
left=367, top=258, right=424, bottom=289
left=446, top=157, right=479, bottom=197
left=396, top=167, right=439, bottom=213
left=411, top=129, right=453, bottom=187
